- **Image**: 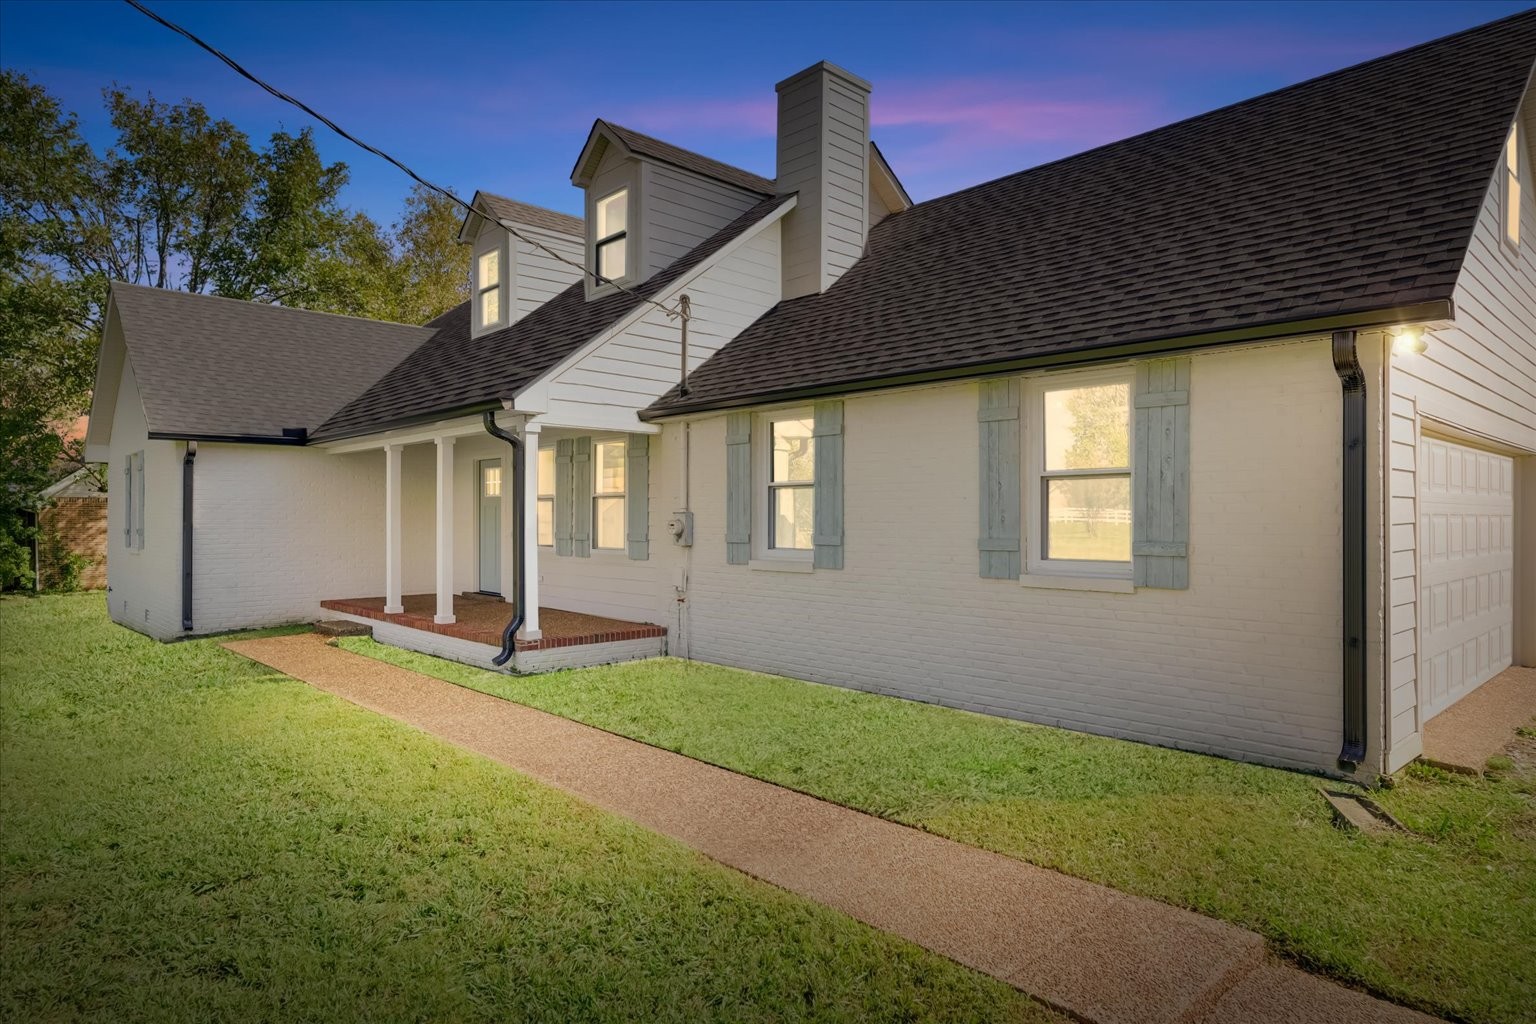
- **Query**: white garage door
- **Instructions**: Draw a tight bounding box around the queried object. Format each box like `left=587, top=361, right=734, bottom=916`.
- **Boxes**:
left=1419, top=437, right=1515, bottom=720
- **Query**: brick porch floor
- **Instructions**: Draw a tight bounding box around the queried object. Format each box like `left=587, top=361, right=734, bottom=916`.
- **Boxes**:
left=319, top=594, right=666, bottom=652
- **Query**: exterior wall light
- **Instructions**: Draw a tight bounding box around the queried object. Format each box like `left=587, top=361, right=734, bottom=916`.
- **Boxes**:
left=1391, top=328, right=1428, bottom=357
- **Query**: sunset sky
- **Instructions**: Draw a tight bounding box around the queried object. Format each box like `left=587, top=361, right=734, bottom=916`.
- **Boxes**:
left=2, top=1, right=1528, bottom=223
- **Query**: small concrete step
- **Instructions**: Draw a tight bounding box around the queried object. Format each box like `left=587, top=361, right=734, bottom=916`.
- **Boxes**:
left=313, top=619, right=373, bottom=639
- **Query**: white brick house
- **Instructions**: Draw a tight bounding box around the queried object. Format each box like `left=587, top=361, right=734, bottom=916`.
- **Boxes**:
left=87, top=15, right=1536, bottom=779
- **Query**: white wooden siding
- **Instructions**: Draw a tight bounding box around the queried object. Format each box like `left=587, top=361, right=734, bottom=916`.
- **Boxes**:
left=1383, top=88, right=1536, bottom=768
left=536, top=218, right=782, bottom=428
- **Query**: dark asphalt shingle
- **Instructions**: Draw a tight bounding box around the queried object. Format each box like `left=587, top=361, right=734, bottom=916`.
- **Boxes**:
left=643, top=12, right=1536, bottom=417
left=599, top=121, right=776, bottom=196
left=312, top=195, right=793, bottom=441
left=473, top=192, right=583, bottom=236
left=109, top=284, right=434, bottom=439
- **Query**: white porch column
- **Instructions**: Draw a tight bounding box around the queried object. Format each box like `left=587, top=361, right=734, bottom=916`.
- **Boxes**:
left=519, top=421, right=542, bottom=641
left=384, top=443, right=403, bottom=614
left=434, top=435, right=455, bottom=624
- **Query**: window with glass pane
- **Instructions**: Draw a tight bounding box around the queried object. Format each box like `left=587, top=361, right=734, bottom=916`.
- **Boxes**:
left=1040, top=381, right=1131, bottom=562
left=595, top=188, right=628, bottom=282
left=536, top=448, right=555, bottom=547
left=1506, top=127, right=1522, bottom=249
left=481, top=464, right=502, bottom=497
left=769, top=417, right=815, bottom=550
left=477, top=248, right=501, bottom=326
left=593, top=439, right=626, bottom=549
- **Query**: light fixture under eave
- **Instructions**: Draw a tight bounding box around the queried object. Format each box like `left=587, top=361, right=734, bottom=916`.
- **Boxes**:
left=1391, top=328, right=1429, bottom=357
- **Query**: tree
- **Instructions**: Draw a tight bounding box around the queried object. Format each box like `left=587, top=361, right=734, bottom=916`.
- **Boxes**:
left=390, top=184, right=470, bottom=324
left=0, top=73, right=473, bottom=587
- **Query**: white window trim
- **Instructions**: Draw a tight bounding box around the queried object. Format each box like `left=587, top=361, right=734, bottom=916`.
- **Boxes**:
left=752, top=407, right=815, bottom=565
left=589, top=185, right=633, bottom=298
left=591, top=434, right=627, bottom=553
left=473, top=230, right=508, bottom=335
left=1502, top=122, right=1523, bottom=259
left=1022, top=367, right=1134, bottom=584
left=536, top=444, right=555, bottom=548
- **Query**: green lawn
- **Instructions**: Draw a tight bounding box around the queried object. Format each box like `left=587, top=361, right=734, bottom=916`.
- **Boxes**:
left=0, top=594, right=1061, bottom=1024
left=339, top=641, right=1536, bottom=1024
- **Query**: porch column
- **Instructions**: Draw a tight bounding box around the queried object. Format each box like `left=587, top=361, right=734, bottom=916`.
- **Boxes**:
left=434, top=435, right=455, bottom=624
left=519, top=421, right=542, bottom=641
left=384, top=443, right=403, bottom=614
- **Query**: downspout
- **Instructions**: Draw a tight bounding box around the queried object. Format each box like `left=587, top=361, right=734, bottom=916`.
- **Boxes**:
left=181, top=441, right=197, bottom=632
left=1332, top=331, right=1367, bottom=768
left=482, top=411, right=525, bottom=666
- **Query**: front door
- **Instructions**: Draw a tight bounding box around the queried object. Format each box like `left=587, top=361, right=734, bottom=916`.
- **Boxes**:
left=478, top=459, right=502, bottom=595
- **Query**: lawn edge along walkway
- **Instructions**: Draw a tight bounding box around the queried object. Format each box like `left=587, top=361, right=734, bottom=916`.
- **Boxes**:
left=223, top=634, right=1441, bottom=1024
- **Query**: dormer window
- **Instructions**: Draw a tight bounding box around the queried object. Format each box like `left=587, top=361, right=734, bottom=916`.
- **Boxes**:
left=595, top=188, right=628, bottom=283
left=1504, top=125, right=1522, bottom=252
left=477, top=248, right=502, bottom=327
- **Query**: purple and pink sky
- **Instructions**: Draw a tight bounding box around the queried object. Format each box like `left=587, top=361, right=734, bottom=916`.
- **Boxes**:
left=1, top=1, right=1529, bottom=224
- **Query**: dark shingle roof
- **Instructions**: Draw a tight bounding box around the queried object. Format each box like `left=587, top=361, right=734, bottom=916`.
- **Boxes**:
left=601, top=121, right=776, bottom=196
left=109, top=283, right=434, bottom=439
left=474, top=192, right=583, bottom=236
left=313, top=195, right=793, bottom=441
left=645, top=12, right=1536, bottom=418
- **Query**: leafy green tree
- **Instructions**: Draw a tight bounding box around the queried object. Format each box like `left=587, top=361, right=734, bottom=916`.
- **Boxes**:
left=390, top=184, right=470, bottom=324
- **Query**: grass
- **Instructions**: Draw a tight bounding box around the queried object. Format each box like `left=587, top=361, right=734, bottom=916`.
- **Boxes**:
left=339, top=642, right=1536, bottom=1024
left=0, top=594, right=1063, bottom=1024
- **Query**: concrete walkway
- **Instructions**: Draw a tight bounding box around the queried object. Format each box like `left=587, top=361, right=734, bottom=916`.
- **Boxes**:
left=1422, top=666, right=1536, bottom=773
left=224, top=634, right=1440, bottom=1024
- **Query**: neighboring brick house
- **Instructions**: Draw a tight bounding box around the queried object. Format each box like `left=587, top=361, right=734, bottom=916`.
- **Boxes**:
left=32, top=467, right=108, bottom=590
left=85, top=13, right=1536, bottom=780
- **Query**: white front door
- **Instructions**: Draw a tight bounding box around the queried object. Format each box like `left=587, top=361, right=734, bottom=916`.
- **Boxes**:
left=1418, top=437, right=1515, bottom=720
left=478, top=459, right=502, bottom=595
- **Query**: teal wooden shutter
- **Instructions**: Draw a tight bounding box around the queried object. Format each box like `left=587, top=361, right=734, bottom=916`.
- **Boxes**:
left=978, top=379, right=1021, bottom=579
left=1133, top=357, right=1191, bottom=589
left=813, top=400, right=844, bottom=569
left=554, top=438, right=574, bottom=556
left=122, top=455, right=133, bottom=546
left=133, top=452, right=145, bottom=549
left=572, top=436, right=593, bottom=558
left=725, top=412, right=751, bottom=565
left=626, top=434, right=649, bottom=560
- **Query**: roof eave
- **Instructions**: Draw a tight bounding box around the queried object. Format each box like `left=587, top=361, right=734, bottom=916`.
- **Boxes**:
left=640, top=298, right=1455, bottom=420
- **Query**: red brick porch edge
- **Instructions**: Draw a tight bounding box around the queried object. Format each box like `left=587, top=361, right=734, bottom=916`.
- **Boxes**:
left=319, top=598, right=666, bottom=652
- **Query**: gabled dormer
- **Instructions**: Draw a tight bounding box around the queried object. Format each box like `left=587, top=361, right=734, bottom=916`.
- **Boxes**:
left=570, top=120, right=774, bottom=300
left=459, top=192, right=585, bottom=337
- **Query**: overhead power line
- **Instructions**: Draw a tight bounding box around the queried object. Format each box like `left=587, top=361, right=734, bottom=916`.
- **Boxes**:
left=121, top=0, right=688, bottom=323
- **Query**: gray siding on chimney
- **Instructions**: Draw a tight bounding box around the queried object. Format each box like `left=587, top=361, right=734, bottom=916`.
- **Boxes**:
left=776, top=62, right=870, bottom=300
left=643, top=162, right=763, bottom=279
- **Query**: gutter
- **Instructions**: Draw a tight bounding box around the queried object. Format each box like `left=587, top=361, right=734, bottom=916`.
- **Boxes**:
left=481, top=411, right=525, bottom=667
left=149, top=428, right=307, bottom=445
left=181, top=441, right=197, bottom=632
left=1331, top=331, right=1367, bottom=768
left=639, top=299, right=1453, bottom=421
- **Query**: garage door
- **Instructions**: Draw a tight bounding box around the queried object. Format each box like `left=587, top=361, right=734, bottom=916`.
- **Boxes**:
left=1419, top=437, right=1515, bottom=720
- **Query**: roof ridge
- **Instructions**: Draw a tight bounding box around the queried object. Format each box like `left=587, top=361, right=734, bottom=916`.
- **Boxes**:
left=906, top=8, right=1536, bottom=214
left=110, top=281, right=435, bottom=332
left=598, top=119, right=776, bottom=194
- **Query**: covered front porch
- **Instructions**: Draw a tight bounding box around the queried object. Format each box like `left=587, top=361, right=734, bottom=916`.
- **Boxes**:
left=314, top=410, right=668, bottom=674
